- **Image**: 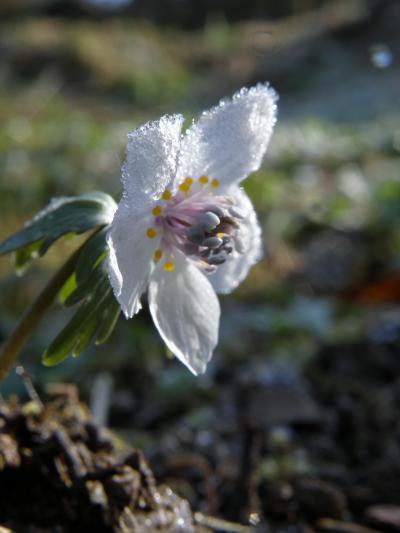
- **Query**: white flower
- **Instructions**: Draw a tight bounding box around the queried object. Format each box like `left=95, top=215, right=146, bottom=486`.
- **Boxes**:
left=107, top=84, right=277, bottom=375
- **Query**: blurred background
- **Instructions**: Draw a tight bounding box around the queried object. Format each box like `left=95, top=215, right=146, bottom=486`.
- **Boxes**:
left=1, top=0, right=400, bottom=529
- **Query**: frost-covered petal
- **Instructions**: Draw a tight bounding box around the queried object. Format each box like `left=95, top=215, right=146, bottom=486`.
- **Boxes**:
left=122, top=114, right=184, bottom=205
left=175, top=84, right=277, bottom=188
left=148, top=254, right=220, bottom=375
left=208, top=187, right=262, bottom=294
left=107, top=199, right=159, bottom=318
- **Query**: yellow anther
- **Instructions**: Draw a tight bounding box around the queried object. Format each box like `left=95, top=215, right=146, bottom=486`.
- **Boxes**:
left=164, top=261, right=175, bottom=272
left=154, top=249, right=163, bottom=262
left=162, top=190, right=172, bottom=201
left=217, top=232, right=225, bottom=238
left=152, top=205, right=162, bottom=216
left=146, top=227, right=157, bottom=239
left=184, top=176, right=193, bottom=185
left=199, top=175, right=209, bottom=185
left=211, top=178, right=220, bottom=188
left=179, top=182, right=190, bottom=193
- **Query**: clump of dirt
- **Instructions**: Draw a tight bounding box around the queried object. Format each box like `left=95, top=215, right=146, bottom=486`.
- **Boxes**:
left=0, top=386, right=200, bottom=533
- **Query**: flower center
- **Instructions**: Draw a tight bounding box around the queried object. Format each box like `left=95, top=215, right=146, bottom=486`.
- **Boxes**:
left=146, top=176, right=244, bottom=273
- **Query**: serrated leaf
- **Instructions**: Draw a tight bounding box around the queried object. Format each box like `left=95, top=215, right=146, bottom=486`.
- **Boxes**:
left=43, top=276, right=111, bottom=366
left=0, top=192, right=116, bottom=268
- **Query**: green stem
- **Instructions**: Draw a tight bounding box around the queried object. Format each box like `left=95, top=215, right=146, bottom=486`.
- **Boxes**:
left=0, top=238, right=90, bottom=382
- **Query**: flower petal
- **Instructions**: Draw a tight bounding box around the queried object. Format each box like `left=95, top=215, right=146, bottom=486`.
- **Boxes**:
left=176, top=84, right=277, bottom=188
left=208, top=187, right=262, bottom=294
left=122, top=114, right=184, bottom=205
left=148, top=254, right=220, bottom=375
left=106, top=199, right=159, bottom=318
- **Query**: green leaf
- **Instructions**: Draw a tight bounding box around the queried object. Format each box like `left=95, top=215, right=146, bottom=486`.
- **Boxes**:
left=14, top=241, right=43, bottom=275
left=0, top=192, right=116, bottom=269
left=75, top=227, right=108, bottom=284
left=72, top=315, right=100, bottom=357
left=64, top=263, right=107, bottom=307
left=42, top=227, right=121, bottom=365
left=43, top=275, right=111, bottom=366
left=58, top=273, right=78, bottom=304
left=96, top=291, right=121, bottom=345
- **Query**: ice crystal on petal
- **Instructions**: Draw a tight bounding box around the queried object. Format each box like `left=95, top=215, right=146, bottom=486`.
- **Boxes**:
left=122, top=115, right=184, bottom=207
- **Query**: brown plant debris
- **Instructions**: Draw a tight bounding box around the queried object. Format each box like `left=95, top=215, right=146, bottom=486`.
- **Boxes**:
left=0, top=388, right=201, bottom=533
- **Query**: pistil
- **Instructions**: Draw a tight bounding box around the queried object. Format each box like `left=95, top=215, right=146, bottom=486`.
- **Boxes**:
left=148, top=176, right=245, bottom=272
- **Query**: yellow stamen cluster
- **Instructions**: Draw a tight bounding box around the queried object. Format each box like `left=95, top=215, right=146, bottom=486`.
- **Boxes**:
left=164, top=261, right=175, bottom=272
left=146, top=227, right=157, bottom=239
left=150, top=174, right=221, bottom=272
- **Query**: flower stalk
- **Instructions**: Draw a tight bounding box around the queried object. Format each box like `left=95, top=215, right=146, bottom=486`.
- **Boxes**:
left=0, top=240, right=88, bottom=382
